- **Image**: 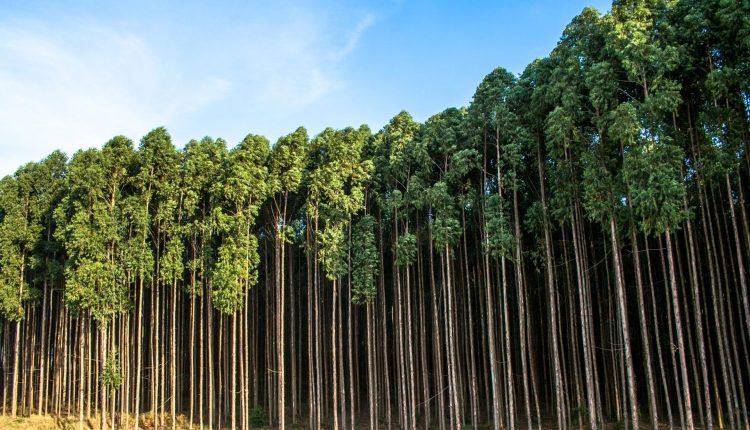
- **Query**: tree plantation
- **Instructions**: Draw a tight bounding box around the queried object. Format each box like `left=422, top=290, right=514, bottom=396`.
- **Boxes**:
left=1, top=0, right=749, bottom=429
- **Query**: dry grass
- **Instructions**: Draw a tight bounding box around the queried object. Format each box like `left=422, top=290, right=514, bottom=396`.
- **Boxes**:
left=0, top=415, right=67, bottom=430
left=0, top=413, right=197, bottom=429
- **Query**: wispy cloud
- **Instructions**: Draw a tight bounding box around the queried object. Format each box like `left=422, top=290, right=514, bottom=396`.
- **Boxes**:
left=0, top=21, right=229, bottom=175
left=330, top=13, right=377, bottom=61
left=0, top=4, right=380, bottom=177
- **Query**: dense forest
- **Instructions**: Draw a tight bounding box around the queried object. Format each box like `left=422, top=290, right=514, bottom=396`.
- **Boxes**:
left=1, top=0, right=749, bottom=429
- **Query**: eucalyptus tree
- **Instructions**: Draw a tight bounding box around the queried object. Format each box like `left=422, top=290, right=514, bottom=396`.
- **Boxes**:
left=160, top=160, right=184, bottom=430
left=421, top=107, right=478, bottom=430
left=55, top=136, right=134, bottom=430
left=516, top=56, right=567, bottom=430
left=0, top=153, right=68, bottom=418
left=350, top=214, right=378, bottom=430
left=366, top=112, right=422, bottom=429
left=0, top=163, right=45, bottom=418
left=672, top=3, right=749, bottom=426
left=119, top=186, right=153, bottom=430
left=135, top=127, right=181, bottom=427
left=268, top=127, right=307, bottom=428
left=624, top=138, right=692, bottom=429
left=372, top=111, right=423, bottom=429
left=608, top=4, right=696, bottom=428
left=467, top=70, right=505, bottom=430
left=27, top=151, right=67, bottom=416
left=212, top=133, right=270, bottom=430
left=545, top=11, right=624, bottom=430
left=182, top=136, right=227, bottom=429
left=306, top=126, right=372, bottom=430
left=469, top=66, right=534, bottom=430
left=134, top=129, right=185, bottom=430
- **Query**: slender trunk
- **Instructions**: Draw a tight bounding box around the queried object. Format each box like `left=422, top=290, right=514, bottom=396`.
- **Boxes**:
left=189, top=288, right=196, bottom=429
left=79, top=315, right=85, bottom=430
left=726, top=175, right=750, bottom=337
left=171, top=279, right=177, bottom=430
left=608, top=216, right=639, bottom=430
left=683, top=194, right=712, bottom=430
left=538, top=144, right=565, bottom=430
left=11, top=265, right=24, bottom=418
left=37, top=282, right=48, bottom=414
left=232, top=312, right=237, bottom=430
left=484, top=248, right=501, bottom=430
left=207, top=283, right=214, bottom=430
left=444, top=245, right=461, bottom=430
left=630, top=230, right=659, bottom=429
left=332, top=278, right=339, bottom=430
left=666, top=229, right=694, bottom=430
left=134, top=279, right=144, bottom=430
left=199, top=282, right=204, bottom=429
left=574, top=218, right=598, bottom=430
left=405, top=232, right=417, bottom=430
left=100, top=324, right=108, bottom=430
left=347, top=223, right=356, bottom=430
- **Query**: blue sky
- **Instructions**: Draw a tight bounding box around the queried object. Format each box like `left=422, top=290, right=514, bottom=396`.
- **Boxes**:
left=0, top=0, right=611, bottom=176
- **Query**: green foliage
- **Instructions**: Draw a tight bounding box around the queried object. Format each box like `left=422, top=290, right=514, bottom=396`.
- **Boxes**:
left=64, top=260, right=128, bottom=320
left=624, top=141, right=688, bottom=235
left=0, top=151, right=68, bottom=321
left=581, top=149, right=623, bottom=225
left=160, top=237, right=184, bottom=285
left=120, top=196, right=154, bottom=283
left=608, top=0, right=680, bottom=92
left=352, top=215, right=378, bottom=304
left=182, top=136, right=228, bottom=296
left=317, top=224, right=347, bottom=281
left=0, top=278, right=23, bottom=321
left=432, top=217, right=460, bottom=251
left=0, top=175, right=35, bottom=321
left=394, top=233, right=417, bottom=267
left=211, top=238, right=248, bottom=314
left=210, top=133, right=270, bottom=313
left=249, top=405, right=268, bottom=427
left=101, top=352, right=123, bottom=389
left=270, top=127, right=308, bottom=196
left=306, top=126, right=373, bottom=280
left=56, top=143, right=132, bottom=322
left=427, top=182, right=461, bottom=250
left=484, top=195, right=514, bottom=259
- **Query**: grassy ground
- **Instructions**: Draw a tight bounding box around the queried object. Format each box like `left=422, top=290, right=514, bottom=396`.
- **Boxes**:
left=0, top=415, right=69, bottom=429
left=0, top=413, right=195, bottom=429
left=0, top=415, right=681, bottom=429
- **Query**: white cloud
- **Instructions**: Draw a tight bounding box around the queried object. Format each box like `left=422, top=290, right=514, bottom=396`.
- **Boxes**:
left=0, top=21, right=229, bottom=176
left=0, top=5, right=379, bottom=176
left=330, top=13, right=377, bottom=61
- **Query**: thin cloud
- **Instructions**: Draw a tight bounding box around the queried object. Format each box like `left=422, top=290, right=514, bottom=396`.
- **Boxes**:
left=0, top=4, right=381, bottom=176
left=330, top=13, right=377, bottom=61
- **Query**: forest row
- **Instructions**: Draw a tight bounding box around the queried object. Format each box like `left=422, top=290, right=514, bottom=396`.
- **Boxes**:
left=1, top=0, right=749, bottom=429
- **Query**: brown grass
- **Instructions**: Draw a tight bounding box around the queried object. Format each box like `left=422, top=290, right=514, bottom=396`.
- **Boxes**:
left=0, top=413, right=199, bottom=429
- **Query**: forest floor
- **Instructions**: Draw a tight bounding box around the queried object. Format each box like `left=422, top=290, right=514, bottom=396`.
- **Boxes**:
left=0, top=415, right=696, bottom=429
left=0, top=415, right=72, bottom=429
left=0, top=413, right=196, bottom=429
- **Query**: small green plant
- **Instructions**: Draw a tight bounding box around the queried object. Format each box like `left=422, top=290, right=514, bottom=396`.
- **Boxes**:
left=101, top=353, right=122, bottom=389
left=573, top=403, right=589, bottom=424
left=249, top=405, right=268, bottom=427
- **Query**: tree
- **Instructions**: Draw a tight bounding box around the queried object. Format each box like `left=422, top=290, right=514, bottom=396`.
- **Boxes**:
left=268, top=127, right=307, bottom=428
left=213, top=133, right=270, bottom=429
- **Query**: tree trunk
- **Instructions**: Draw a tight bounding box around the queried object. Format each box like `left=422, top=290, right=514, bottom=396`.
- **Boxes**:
left=608, top=216, right=639, bottom=430
left=665, top=228, right=694, bottom=430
